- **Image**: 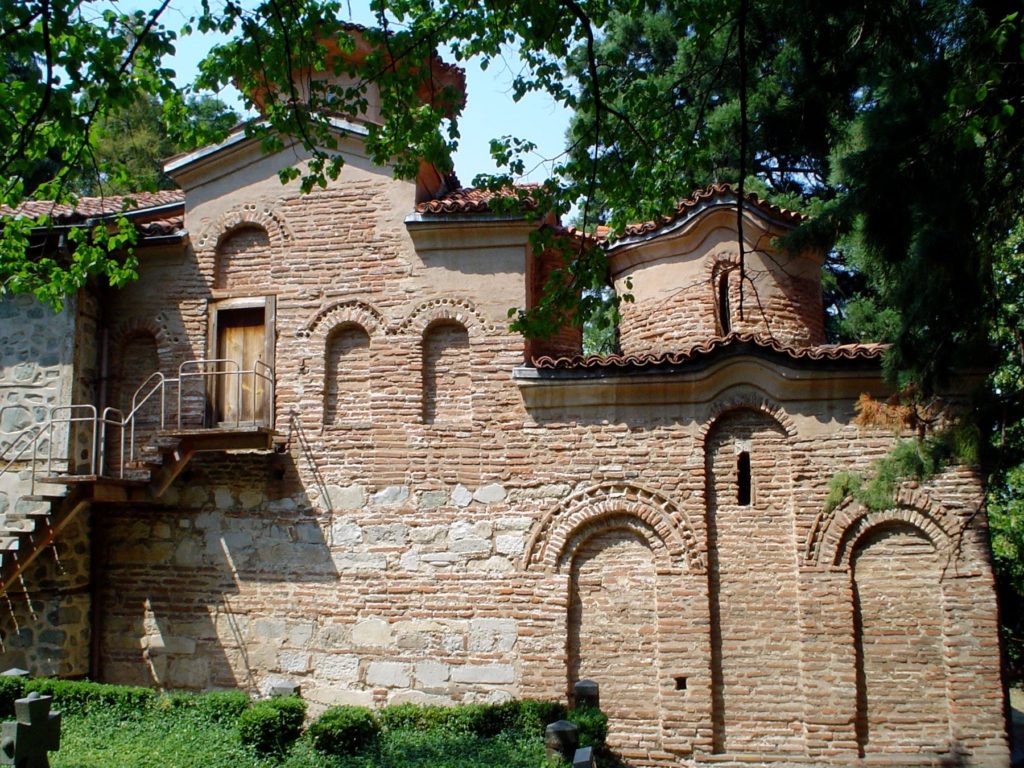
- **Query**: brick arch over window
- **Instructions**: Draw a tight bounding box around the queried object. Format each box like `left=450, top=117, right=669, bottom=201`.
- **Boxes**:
left=697, top=395, right=797, bottom=447
left=109, top=318, right=174, bottom=381
left=300, top=299, right=386, bottom=341
left=523, top=482, right=703, bottom=574
left=808, top=488, right=957, bottom=569
left=195, top=206, right=292, bottom=254
left=398, top=297, right=493, bottom=338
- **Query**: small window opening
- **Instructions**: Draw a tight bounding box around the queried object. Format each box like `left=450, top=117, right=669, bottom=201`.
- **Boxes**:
left=737, top=451, right=751, bottom=506
left=674, top=676, right=688, bottom=691
left=718, top=271, right=731, bottom=333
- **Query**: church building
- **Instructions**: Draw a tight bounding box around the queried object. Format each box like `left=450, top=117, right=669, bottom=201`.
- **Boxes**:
left=0, top=33, right=1010, bottom=767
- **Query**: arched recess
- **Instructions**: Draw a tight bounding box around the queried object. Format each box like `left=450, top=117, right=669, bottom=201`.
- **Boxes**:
left=195, top=206, right=291, bottom=290
left=297, top=301, right=385, bottom=429
left=522, top=482, right=702, bottom=575
left=324, top=323, right=372, bottom=425
left=849, top=520, right=951, bottom=756
left=530, top=484, right=708, bottom=758
left=567, top=524, right=664, bottom=755
left=703, top=407, right=800, bottom=754
left=108, top=319, right=174, bottom=419
left=421, top=320, right=471, bottom=424
left=808, top=487, right=957, bottom=570
left=213, top=225, right=271, bottom=290
left=398, top=297, right=492, bottom=338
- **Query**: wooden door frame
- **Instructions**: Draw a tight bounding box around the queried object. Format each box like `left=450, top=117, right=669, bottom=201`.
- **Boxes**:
left=206, top=296, right=276, bottom=425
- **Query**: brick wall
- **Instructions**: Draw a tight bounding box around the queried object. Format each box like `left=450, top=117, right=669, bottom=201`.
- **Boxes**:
left=611, top=209, right=825, bottom=353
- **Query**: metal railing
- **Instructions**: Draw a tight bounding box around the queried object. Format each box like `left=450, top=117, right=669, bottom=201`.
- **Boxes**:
left=178, top=359, right=275, bottom=431
left=0, top=405, right=99, bottom=494
left=0, top=360, right=275, bottom=490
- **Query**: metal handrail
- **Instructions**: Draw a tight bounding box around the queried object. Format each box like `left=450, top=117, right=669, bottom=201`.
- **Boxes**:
left=178, top=358, right=275, bottom=429
left=39, top=405, right=99, bottom=494
left=127, top=372, right=175, bottom=467
left=0, top=360, right=276, bottom=489
left=0, top=423, right=45, bottom=478
left=99, top=407, right=126, bottom=478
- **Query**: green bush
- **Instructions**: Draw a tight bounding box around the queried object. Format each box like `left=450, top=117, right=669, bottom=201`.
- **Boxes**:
left=161, top=689, right=251, bottom=724
left=308, top=705, right=380, bottom=755
left=238, top=695, right=306, bottom=755
left=195, top=690, right=251, bottom=723
left=24, top=678, right=155, bottom=716
left=377, top=703, right=454, bottom=733
left=0, top=677, right=25, bottom=718
left=376, top=699, right=568, bottom=739
left=567, top=704, right=608, bottom=750
left=514, top=699, right=567, bottom=735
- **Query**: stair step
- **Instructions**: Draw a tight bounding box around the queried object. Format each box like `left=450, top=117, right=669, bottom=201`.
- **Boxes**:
left=125, top=459, right=162, bottom=471
left=19, top=496, right=62, bottom=506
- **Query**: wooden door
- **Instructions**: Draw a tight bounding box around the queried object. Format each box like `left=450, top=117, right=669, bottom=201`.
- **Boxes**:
left=215, top=307, right=267, bottom=424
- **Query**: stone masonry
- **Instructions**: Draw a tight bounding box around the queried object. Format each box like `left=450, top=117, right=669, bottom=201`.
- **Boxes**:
left=0, top=84, right=1011, bottom=767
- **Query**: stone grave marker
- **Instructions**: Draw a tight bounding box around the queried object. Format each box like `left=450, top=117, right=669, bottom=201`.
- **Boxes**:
left=0, top=692, right=61, bottom=767
left=573, top=679, right=600, bottom=709
left=572, top=745, right=595, bottom=768
left=544, top=720, right=579, bottom=762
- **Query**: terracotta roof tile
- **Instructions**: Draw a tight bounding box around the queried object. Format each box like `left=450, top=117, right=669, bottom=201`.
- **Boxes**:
left=618, top=183, right=806, bottom=239
left=2, top=190, right=184, bottom=222
left=531, top=333, right=886, bottom=371
left=1, top=191, right=185, bottom=240
left=415, top=185, right=539, bottom=214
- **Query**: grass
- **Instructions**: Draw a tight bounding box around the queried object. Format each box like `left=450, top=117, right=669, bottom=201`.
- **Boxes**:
left=50, top=699, right=554, bottom=768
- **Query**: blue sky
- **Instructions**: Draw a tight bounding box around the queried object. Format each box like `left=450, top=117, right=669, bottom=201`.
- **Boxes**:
left=148, top=0, right=572, bottom=184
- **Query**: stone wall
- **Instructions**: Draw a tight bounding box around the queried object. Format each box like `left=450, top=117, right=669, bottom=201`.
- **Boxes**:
left=0, top=291, right=96, bottom=677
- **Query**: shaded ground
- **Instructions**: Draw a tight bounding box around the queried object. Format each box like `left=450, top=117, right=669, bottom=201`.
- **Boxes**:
left=1012, top=686, right=1023, bottom=768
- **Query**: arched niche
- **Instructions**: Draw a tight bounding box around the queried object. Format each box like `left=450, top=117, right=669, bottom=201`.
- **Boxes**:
left=850, top=521, right=950, bottom=756
left=214, top=225, right=272, bottom=290
left=324, top=323, right=372, bottom=425
left=421, top=320, right=471, bottom=424
left=703, top=407, right=800, bottom=754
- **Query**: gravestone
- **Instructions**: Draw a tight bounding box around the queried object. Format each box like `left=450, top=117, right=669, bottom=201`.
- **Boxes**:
left=269, top=682, right=301, bottom=698
left=573, top=679, right=600, bottom=709
left=572, top=746, right=595, bottom=768
left=0, top=692, right=61, bottom=767
left=544, top=720, right=579, bottom=762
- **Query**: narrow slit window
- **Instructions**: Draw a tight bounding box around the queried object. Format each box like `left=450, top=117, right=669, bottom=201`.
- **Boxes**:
left=737, top=451, right=751, bottom=506
left=718, top=271, right=731, bottom=333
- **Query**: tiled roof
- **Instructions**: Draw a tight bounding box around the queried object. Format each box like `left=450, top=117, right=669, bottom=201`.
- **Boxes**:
left=417, top=183, right=805, bottom=240
left=415, top=185, right=539, bottom=214
left=1, top=191, right=185, bottom=239
left=618, top=183, right=806, bottom=239
left=2, top=191, right=184, bottom=222
left=531, top=333, right=887, bottom=371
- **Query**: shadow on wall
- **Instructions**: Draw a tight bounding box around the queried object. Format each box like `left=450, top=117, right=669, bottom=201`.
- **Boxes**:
left=96, top=447, right=341, bottom=693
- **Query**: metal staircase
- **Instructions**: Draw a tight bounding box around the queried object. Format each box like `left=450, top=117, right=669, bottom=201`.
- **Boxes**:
left=0, top=360, right=277, bottom=593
